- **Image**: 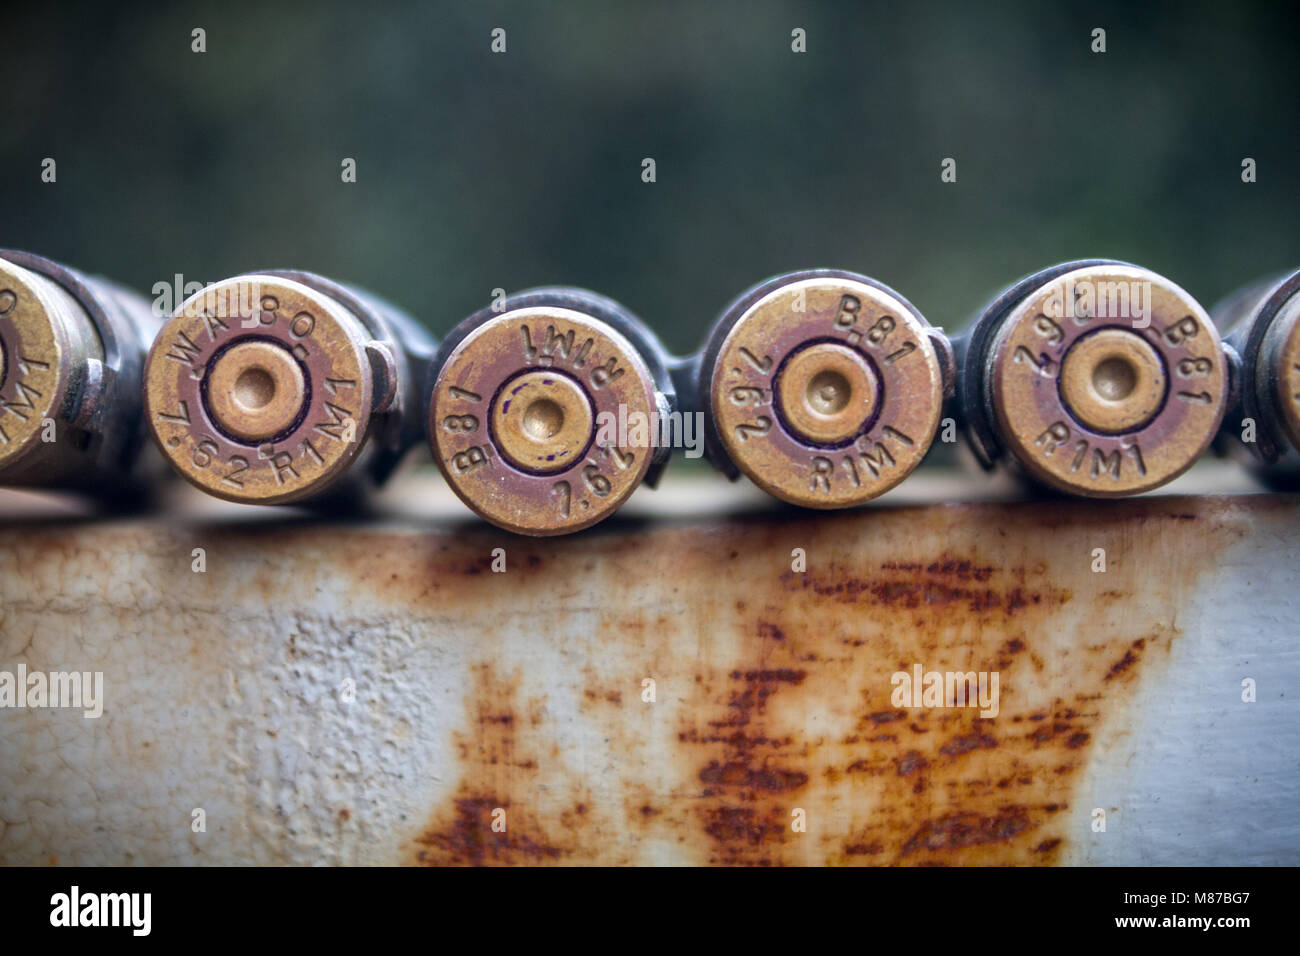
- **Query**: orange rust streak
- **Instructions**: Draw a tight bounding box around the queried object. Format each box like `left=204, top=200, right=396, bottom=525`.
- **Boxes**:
left=411, top=665, right=582, bottom=865
left=363, top=496, right=1253, bottom=865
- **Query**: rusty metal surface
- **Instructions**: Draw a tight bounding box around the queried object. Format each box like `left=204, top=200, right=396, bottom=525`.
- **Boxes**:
left=0, top=469, right=1296, bottom=865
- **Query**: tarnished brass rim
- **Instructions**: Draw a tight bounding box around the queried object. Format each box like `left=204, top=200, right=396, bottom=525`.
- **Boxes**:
left=0, top=257, right=84, bottom=470
left=145, top=275, right=374, bottom=504
left=710, top=276, right=943, bottom=509
left=990, top=265, right=1226, bottom=497
left=431, top=307, right=657, bottom=535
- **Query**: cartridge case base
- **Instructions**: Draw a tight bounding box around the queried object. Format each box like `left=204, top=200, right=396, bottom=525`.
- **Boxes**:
left=704, top=272, right=947, bottom=509
left=978, top=264, right=1228, bottom=497
left=1264, top=295, right=1300, bottom=452
left=145, top=275, right=378, bottom=505
left=0, top=251, right=158, bottom=497
left=430, top=295, right=668, bottom=536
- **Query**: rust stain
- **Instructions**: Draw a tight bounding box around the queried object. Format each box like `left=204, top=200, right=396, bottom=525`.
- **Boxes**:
left=691, top=667, right=812, bottom=865
left=902, top=809, right=1031, bottom=857
left=1, top=487, right=1279, bottom=866
left=668, top=537, right=1096, bottom=865
left=359, top=495, right=1253, bottom=865
left=413, top=796, right=565, bottom=865
left=409, top=664, right=582, bottom=865
left=1105, top=638, right=1147, bottom=682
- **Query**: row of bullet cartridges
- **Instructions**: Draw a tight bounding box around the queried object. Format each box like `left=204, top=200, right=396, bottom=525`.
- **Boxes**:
left=1, top=249, right=1297, bottom=534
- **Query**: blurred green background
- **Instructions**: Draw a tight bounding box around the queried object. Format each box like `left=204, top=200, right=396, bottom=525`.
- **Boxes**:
left=3, top=0, right=1299, bottom=353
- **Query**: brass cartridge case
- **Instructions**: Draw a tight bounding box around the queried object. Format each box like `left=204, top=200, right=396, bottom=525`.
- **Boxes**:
left=697, top=270, right=953, bottom=508
left=956, top=261, right=1228, bottom=497
left=1212, top=268, right=1300, bottom=487
left=144, top=271, right=433, bottom=505
left=428, top=287, right=677, bottom=535
left=0, top=249, right=159, bottom=498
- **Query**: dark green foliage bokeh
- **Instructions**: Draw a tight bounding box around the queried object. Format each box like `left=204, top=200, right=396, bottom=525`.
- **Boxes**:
left=3, top=0, right=1298, bottom=353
